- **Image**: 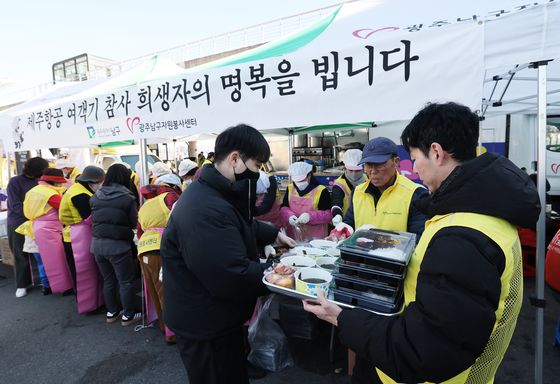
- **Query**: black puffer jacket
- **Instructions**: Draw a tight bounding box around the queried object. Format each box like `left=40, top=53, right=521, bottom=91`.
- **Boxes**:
left=161, top=166, right=278, bottom=339
left=337, top=153, right=540, bottom=383
left=90, top=183, right=138, bottom=255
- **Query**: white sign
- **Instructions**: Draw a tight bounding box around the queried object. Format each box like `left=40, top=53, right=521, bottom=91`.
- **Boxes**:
left=6, top=21, right=483, bottom=151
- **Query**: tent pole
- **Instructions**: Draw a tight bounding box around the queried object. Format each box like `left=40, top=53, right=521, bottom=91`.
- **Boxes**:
left=6, top=152, right=12, bottom=180
left=533, top=60, right=548, bottom=384
left=139, top=139, right=149, bottom=190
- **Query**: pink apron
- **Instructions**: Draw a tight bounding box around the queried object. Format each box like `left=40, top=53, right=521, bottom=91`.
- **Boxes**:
left=280, top=186, right=331, bottom=241
left=33, top=210, right=73, bottom=294
left=141, top=226, right=174, bottom=338
left=255, top=194, right=283, bottom=228
left=70, top=217, right=104, bottom=314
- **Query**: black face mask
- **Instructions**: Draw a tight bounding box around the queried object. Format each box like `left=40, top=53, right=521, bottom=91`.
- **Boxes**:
left=234, top=163, right=260, bottom=182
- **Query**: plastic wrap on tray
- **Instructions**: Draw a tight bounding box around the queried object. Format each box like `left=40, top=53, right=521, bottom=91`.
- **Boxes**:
left=337, top=228, right=416, bottom=274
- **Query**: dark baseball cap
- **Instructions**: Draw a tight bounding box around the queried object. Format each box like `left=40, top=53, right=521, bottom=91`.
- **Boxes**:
left=77, top=166, right=105, bottom=183
left=359, top=137, right=398, bottom=164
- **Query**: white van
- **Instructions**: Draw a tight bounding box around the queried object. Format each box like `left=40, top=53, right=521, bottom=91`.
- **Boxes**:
left=92, top=146, right=162, bottom=171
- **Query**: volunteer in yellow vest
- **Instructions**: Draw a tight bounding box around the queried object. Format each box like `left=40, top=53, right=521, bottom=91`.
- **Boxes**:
left=202, top=151, right=215, bottom=167
left=331, top=149, right=365, bottom=223
left=332, top=137, right=428, bottom=242
left=280, top=161, right=332, bottom=241
left=137, top=173, right=182, bottom=345
left=56, top=157, right=80, bottom=186
left=177, top=159, right=198, bottom=190
left=304, top=102, right=540, bottom=384
left=59, top=166, right=106, bottom=314
left=20, top=168, right=74, bottom=295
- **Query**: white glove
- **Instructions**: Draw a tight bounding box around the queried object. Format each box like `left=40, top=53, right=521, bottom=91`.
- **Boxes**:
left=276, top=231, right=297, bottom=248
left=159, top=267, right=163, bottom=282
left=288, top=215, right=299, bottom=226
left=357, top=224, right=375, bottom=231
left=336, top=222, right=354, bottom=234
left=332, top=214, right=342, bottom=226
left=264, top=245, right=276, bottom=258
left=298, top=212, right=311, bottom=225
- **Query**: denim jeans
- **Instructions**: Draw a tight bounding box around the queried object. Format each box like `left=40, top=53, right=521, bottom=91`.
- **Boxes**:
left=94, top=250, right=136, bottom=317
left=32, top=253, right=49, bottom=287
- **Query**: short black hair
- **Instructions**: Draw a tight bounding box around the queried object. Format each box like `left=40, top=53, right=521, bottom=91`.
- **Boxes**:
left=214, top=124, right=270, bottom=163
left=207, top=152, right=215, bottom=159
left=104, top=163, right=131, bottom=189
left=186, top=167, right=198, bottom=177
left=23, top=157, right=49, bottom=178
left=401, top=102, right=479, bottom=162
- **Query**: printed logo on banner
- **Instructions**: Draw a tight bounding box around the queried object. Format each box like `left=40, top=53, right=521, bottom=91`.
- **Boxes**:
left=86, top=125, right=121, bottom=139
left=126, top=116, right=140, bottom=134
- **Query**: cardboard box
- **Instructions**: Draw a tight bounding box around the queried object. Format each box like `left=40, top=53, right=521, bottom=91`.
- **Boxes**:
left=0, top=236, right=14, bottom=266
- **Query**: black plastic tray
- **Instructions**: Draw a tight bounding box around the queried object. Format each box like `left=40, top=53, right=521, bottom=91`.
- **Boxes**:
left=332, top=287, right=403, bottom=314
left=333, top=273, right=400, bottom=303
left=336, top=259, right=404, bottom=288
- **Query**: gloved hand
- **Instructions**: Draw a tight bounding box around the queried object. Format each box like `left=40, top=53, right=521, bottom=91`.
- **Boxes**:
left=326, top=222, right=354, bottom=242
left=357, top=224, right=375, bottom=231
left=288, top=215, right=299, bottom=226
left=276, top=231, right=297, bottom=248
left=298, top=212, right=311, bottom=225
left=264, top=245, right=276, bottom=258
left=332, top=214, right=342, bottom=226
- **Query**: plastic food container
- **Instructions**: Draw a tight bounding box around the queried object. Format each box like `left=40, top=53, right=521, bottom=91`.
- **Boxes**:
left=332, top=287, right=403, bottom=314
left=333, top=272, right=400, bottom=302
left=335, top=259, right=403, bottom=289
left=338, top=228, right=416, bottom=275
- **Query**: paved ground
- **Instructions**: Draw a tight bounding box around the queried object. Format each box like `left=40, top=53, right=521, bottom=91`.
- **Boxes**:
left=0, top=262, right=559, bottom=383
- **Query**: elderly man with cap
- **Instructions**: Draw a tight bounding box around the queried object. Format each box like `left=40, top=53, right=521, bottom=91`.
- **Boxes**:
left=280, top=161, right=332, bottom=241
left=333, top=137, right=428, bottom=242
left=59, top=166, right=106, bottom=313
left=19, top=168, right=73, bottom=295
left=177, top=159, right=199, bottom=190
left=137, top=173, right=183, bottom=344
left=331, top=149, right=366, bottom=225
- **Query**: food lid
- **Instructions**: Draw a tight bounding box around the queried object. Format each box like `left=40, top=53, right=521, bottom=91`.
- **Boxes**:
left=337, top=228, right=416, bottom=265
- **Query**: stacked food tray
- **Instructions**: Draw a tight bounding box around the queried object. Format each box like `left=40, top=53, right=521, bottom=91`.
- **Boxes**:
left=333, top=228, right=416, bottom=314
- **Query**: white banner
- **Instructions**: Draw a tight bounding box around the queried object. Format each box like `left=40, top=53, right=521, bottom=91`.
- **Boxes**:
left=5, top=21, right=483, bottom=151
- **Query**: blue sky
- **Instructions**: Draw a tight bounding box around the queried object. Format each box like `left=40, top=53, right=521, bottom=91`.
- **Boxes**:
left=0, top=0, right=343, bottom=83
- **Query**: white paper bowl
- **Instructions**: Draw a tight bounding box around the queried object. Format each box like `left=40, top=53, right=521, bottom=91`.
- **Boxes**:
left=315, top=256, right=338, bottom=272
left=295, top=267, right=332, bottom=297
left=293, top=246, right=328, bottom=259
left=280, top=255, right=316, bottom=270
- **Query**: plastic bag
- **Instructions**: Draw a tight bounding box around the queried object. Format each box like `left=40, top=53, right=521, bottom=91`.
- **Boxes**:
left=248, top=295, right=294, bottom=372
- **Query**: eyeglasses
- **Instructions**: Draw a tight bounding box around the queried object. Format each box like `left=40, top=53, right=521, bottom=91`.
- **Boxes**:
left=363, top=159, right=394, bottom=172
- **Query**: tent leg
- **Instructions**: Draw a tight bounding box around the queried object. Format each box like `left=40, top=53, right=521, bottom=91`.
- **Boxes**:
left=534, top=61, right=548, bottom=384
left=139, top=139, right=149, bottom=191
left=6, top=152, right=12, bottom=180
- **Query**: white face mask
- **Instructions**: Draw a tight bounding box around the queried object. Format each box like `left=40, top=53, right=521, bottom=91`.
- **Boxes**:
left=295, top=181, right=309, bottom=190
left=185, top=179, right=193, bottom=187
left=90, top=182, right=103, bottom=193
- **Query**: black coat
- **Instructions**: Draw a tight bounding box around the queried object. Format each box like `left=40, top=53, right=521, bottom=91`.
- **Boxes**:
left=161, top=166, right=278, bottom=339
left=337, top=153, right=540, bottom=383
left=90, top=183, right=138, bottom=255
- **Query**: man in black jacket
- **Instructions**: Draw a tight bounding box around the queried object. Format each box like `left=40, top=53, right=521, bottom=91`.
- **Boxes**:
left=161, top=124, right=295, bottom=384
left=303, top=102, right=540, bottom=383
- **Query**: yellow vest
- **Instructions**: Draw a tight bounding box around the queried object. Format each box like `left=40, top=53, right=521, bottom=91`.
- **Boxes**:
left=131, top=171, right=139, bottom=189
left=376, top=212, right=523, bottom=384
left=287, top=184, right=325, bottom=210
left=17, top=184, right=61, bottom=238
left=137, top=193, right=171, bottom=255
left=333, top=176, right=352, bottom=215
left=353, top=173, right=420, bottom=231
left=59, top=182, right=93, bottom=242
left=67, top=167, right=80, bottom=182
left=202, top=159, right=213, bottom=166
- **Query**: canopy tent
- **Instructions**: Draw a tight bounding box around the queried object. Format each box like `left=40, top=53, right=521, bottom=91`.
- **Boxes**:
left=1, top=1, right=559, bottom=382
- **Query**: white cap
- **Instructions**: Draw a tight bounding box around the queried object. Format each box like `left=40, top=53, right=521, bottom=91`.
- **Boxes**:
left=288, top=161, right=313, bottom=182
left=55, top=158, right=74, bottom=168
left=134, top=161, right=153, bottom=177
left=343, top=149, right=363, bottom=171
left=178, top=159, right=198, bottom=177
left=256, top=171, right=271, bottom=194
left=151, top=162, right=171, bottom=178
left=154, top=173, right=182, bottom=187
